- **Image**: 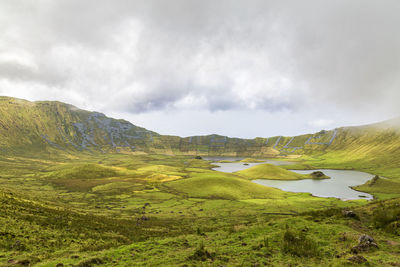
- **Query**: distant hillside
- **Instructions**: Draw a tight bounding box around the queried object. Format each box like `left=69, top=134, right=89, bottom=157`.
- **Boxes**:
left=0, top=97, right=156, bottom=155
left=1, top=96, right=400, bottom=165
left=303, top=117, right=400, bottom=174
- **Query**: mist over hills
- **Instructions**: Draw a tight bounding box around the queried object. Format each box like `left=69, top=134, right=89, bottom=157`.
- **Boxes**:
left=1, top=96, right=400, bottom=165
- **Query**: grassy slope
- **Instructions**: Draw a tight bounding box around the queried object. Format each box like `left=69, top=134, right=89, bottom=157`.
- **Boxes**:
left=235, top=163, right=315, bottom=180
left=0, top=96, right=155, bottom=156
left=303, top=119, right=400, bottom=178
left=353, top=176, right=400, bottom=199
left=5, top=187, right=396, bottom=267
left=165, top=170, right=285, bottom=200
left=1, top=153, right=368, bottom=266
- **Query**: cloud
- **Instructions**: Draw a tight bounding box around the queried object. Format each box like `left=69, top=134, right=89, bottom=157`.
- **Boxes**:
left=0, top=0, right=399, bottom=136
left=308, top=119, right=334, bottom=129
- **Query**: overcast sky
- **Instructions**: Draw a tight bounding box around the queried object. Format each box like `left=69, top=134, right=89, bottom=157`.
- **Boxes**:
left=1, top=0, right=399, bottom=138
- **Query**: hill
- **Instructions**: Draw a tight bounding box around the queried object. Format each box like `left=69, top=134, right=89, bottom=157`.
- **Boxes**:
left=1, top=96, right=400, bottom=179
left=235, top=164, right=323, bottom=180
left=0, top=96, right=157, bottom=155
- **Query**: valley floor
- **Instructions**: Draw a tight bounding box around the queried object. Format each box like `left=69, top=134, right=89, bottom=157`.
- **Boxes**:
left=0, top=153, right=399, bottom=266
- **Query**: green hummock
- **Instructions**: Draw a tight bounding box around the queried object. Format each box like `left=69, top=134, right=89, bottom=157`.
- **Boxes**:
left=236, top=163, right=329, bottom=180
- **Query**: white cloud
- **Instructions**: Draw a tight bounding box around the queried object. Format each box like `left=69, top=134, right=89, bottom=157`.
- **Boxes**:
left=308, top=119, right=334, bottom=129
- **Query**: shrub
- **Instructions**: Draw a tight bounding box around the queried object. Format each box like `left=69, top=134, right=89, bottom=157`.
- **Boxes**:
left=188, top=242, right=215, bottom=261
left=304, top=208, right=342, bottom=219
left=372, top=204, right=400, bottom=234
left=282, top=229, right=320, bottom=257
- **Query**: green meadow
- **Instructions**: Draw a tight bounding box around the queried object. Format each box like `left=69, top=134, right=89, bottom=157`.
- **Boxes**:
left=1, top=152, right=400, bottom=266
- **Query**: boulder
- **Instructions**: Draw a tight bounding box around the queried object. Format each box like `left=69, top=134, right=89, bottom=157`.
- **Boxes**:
left=351, top=234, right=378, bottom=254
left=369, top=175, right=380, bottom=186
left=310, top=171, right=328, bottom=179
left=359, top=234, right=375, bottom=244
left=342, top=210, right=357, bottom=218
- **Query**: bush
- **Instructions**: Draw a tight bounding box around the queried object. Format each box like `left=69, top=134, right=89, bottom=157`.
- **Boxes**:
left=282, top=229, right=320, bottom=257
left=304, top=208, right=342, bottom=219
left=188, top=242, right=215, bottom=261
left=372, top=204, right=400, bottom=234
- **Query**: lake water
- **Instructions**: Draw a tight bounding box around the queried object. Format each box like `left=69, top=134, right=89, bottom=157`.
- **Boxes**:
left=253, top=169, right=374, bottom=200
left=206, top=157, right=294, bottom=173
left=210, top=159, right=374, bottom=200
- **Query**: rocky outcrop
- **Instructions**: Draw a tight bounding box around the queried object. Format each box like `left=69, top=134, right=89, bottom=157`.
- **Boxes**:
left=342, top=210, right=357, bottom=218
left=351, top=234, right=378, bottom=254
left=310, top=171, right=329, bottom=179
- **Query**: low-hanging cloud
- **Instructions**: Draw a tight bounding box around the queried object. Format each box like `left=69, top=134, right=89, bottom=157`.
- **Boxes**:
left=0, top=0, right=399, bottom=118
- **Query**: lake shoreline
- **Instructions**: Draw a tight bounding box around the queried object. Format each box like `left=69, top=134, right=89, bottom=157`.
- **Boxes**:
left=208, top=158, right=374, bottom=201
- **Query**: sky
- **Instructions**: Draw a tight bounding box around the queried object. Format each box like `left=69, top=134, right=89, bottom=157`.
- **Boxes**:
left=0, top=0, right=399, bottom=138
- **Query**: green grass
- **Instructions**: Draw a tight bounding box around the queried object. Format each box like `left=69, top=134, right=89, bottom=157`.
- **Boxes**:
left=165, top=170, right=285, bottom=200
left=42, top=163, right=120, bottom=179
left=353, top=176, right=400, bottom=199
left=31, top=199, right=400, bottom=266
left=1, top=153, right=380, bottom=266
left=235, top=163, right=320, bottom=180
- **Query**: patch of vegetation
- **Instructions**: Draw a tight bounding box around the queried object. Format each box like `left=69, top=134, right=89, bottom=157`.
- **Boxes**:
left=44, top=163, right=119, bottom=179
left=165, top=170, right=284, bottom=200
left=310, top=171, right=330, bottom=179
left=188, top=242, right=215, bottom=261
left=354, top=176, right=400, bottom=198
left=372, top=203, right=400, bottom=235
left=236, top=163, right=318, bottom=180
left=282, top=227, right=320, bottom=257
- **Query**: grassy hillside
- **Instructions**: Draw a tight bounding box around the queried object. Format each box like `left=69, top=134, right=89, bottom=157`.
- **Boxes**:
left=2, top=96, right=400, bottom=166
left=0, top=96, right=156, bottom=156
left=165, top=170, right=285, bottom=200
left=353, top=176, right=400, bottom=199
